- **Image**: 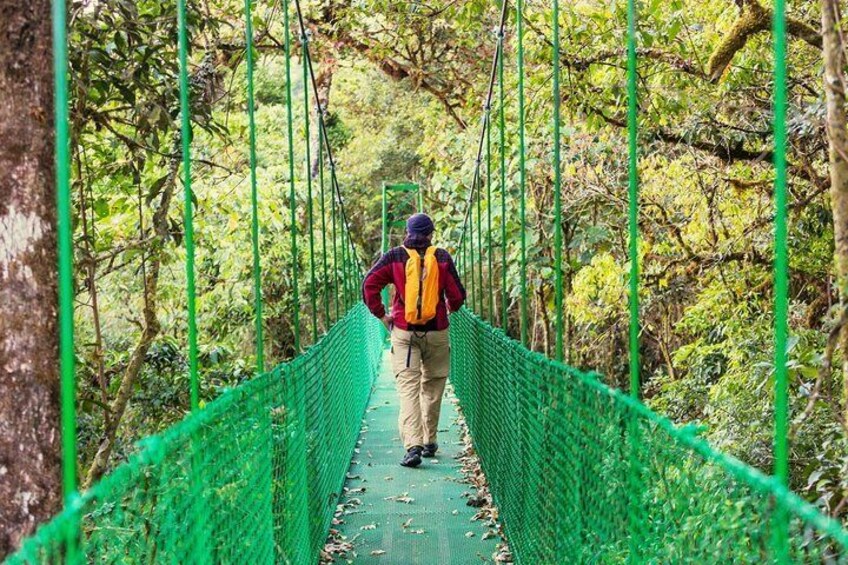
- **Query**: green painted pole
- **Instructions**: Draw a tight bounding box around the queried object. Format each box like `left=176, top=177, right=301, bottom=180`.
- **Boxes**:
left=626, top=0, right=640, bottom=400
left=302, top=35, right=318, bottom=344
left=772, top=0, right=790, bottom=560
left=476, top=159, right=484, bottom=315
left=244, top=0, right=264, bottom=372
left=318, top=120, right=330, bottom=328
left=52, top=0, right=79, bottom=558
left=486, top=104, right=494, bottom=321
left=331, top=170, right=340, bottom=321
left=498, top=21, right=508, bottom=331
left=176, top=0, right=199, bottom=411
left=552, top=0, right=564, bottom=362
left=517, top=0, right=529, bottom=346
left=626, top=0, right=643, bottom=561
left=469, top=182, right=477, bottom=311
left=283, top=0, right=301, bottom=353
left=381, top=185, right=389, bottom=311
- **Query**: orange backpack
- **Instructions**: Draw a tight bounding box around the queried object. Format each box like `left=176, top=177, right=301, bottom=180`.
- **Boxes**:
left=403, top=246, right=440, bottom=325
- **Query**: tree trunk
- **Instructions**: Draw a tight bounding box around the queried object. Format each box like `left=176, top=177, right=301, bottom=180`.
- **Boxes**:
left=0, top=0, right=63, bottom=556
left=821, top=0, right=848, bottom=426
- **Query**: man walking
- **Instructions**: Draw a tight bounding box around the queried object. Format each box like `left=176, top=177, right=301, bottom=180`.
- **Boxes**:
left=362, top=213, right=466, bottom=467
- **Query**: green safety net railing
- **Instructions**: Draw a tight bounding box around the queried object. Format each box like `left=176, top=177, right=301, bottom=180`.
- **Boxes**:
left=451, top=0, right=848, bottom=563
left=450, top=308, right=848, bottom=563
left=11, top=0, right=374, bottom=561
left=8, top=305, right=382, bottom=565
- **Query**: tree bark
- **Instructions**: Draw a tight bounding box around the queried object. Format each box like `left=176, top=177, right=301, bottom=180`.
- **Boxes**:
left=821, top=0, right=848, bottom=427
left=0, top=0, right=63, bottom=557
left=707, top=0, right=821, bottom=82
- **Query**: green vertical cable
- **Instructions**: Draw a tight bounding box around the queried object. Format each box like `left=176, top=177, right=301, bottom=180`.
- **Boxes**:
left=626, top=0, right=643, bottom=561
left=772, top=0, right=790, bottom=560
left=52, top=0, right=78, bottom=540
left=498, top=23, right=508, bottom=331
left=476, top=155, right=484, bottom=315
left=319, top=119, right=330, bottom=328
left=177, top=0, right=199, bottom=411
left=516, top=0, right=529, bottom=346
left=243, top=0, right=264, bottom=372
left=469, top=183, right=477, bottom=311
left=381, top=186, right=389, bottom=311
left=283, top=0, right=300, bottom=353
left=340, top=211, right=350, bottom=311
left=486, top=105, right=494, bottom=321
left=331, top=170, right=339, bottom=321
left=626, top=0, right=640, bottom=399
left=552, top=0, right=564, bottom=362
left=302, top=36, right=318, bottom=343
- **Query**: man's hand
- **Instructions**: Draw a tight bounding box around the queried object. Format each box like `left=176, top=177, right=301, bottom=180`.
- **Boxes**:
left=381, top=315, right=393, bottom=333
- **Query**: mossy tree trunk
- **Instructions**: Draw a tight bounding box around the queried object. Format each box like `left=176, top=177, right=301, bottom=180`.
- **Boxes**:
left=0, top=0, right=62, bottom=557
left=821, top=0, right=848, bottom=426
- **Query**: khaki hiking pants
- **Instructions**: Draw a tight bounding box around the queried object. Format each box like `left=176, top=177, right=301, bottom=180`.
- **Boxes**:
left=390, top=328, right=450, bottom=450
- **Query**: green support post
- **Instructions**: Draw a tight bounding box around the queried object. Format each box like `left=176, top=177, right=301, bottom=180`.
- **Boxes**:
left=626, top=0, right=643, bottom=561
left=772, top=0, right=790, bottom=561
left=486, top=103, right=494, bottom=322
left=476, top=165, right=484, bottom=315
left=498, top=20, right=508, bottom=331
left=302, top=34, right=318, bottom=344
left=176, top=0, right=199, bottom=411
left=244, top=0, right=264, bottom=372
left=331, top=170, right=340, bottom=321
left=381, top=184, right=389, bottom=311
left=283, top=0, right=300, bottom=353
left=319, top=121, right=330, bottom=328
left=626, top=0, right=640, bottom=400
left=552, top=0, right=564, bottom=362
left=516, top=0, right=529, bottom=346
left=52, top=0, right=79, bottom=559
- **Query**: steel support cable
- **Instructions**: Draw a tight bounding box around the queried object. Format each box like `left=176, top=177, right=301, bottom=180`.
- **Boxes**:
left=292, top=0, right=364, bottom=280
left=456, top=0, right=509, bottom=266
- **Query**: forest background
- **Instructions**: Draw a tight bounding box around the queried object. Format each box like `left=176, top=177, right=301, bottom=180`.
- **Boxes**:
left=23, top=0, right=848, bottom=530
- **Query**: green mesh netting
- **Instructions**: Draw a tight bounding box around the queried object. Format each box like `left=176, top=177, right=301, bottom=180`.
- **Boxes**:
left=449, top=308, right=848, bottom=564
left=7, top=304, right=382, bottom=565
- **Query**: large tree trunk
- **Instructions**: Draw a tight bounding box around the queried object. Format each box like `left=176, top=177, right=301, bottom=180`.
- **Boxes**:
left=821, top=0, right=848, bottom=426
left=0, top=0, right=63, bottom=557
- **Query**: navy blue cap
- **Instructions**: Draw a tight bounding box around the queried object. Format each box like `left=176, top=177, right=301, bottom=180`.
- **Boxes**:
left=406, top=213, right=435, bottom=236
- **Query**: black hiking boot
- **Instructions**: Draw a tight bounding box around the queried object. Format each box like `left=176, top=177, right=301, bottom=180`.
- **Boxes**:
left=422, top=443, right=438, bottom=458
left=400, top=446, right=423, bottom=468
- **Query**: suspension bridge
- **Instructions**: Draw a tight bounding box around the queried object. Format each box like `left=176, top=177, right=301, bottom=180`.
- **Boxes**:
left=7, top=0, right=848, bottom=563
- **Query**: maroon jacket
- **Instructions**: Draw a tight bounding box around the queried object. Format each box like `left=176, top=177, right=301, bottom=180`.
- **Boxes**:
left=362, top=246, right=466, bottom=331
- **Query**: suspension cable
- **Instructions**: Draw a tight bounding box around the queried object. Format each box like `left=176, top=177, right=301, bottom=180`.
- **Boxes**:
left=293, top=0, right=364, bottom=277
left=456, top=0, right=509, bottom=270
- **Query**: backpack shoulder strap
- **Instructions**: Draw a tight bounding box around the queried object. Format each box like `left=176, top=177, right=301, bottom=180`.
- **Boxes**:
left=424, top=246, right=437, bottom=258
left=402, top=246, right=419, bottom=259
